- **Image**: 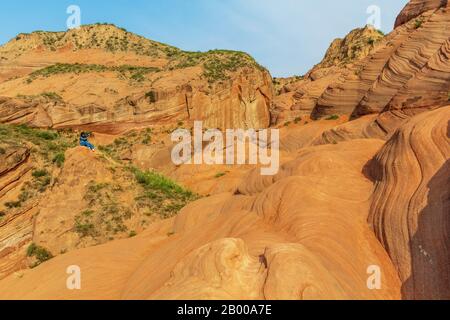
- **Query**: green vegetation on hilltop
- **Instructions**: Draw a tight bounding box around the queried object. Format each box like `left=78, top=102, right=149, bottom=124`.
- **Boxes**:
left=167, top=49, right=265, bottom=82
left=27, top=49, right=264, bottom=84
left=318, top=26, right=385, bottom=69
left=28, top=63, right=160, bottom=82
left=203, top=53, right=253, bottom=82
left=12, top=23, right=175, bottom=56
left=8, top=24, right=266, bottom=84
left=30, top=63, right=108, bottom=77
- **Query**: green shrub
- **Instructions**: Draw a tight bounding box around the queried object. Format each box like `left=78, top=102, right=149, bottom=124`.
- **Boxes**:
left=326, top=115, right=340, bottom=121
left=18, top=190, right=30, bottom=202
left=32, top=169, right=49, bottom=178
left=26, top=244, right=35, bottom=256
left=77, top=180, right=135, bottom=240
left=5, top=201, right=21, bottom=209
left=38, top=176, right=51, bottom=192
left=215, top=172, right=226, bottom=178
left=41, top=92, right=62, bottom=101
left=129, top=230, right=137, bottom=238
left=414, top=18, right=424, bottom=29
left=130, top=72, right=145, bottom=82
left=26, top=243, right=53, bottom=265
left=81, top=210, right=95, bottom=217
left=133, top=168, right=199, bottom=218
left=114, top=137, right=127, bottom=146
left=87, top=182, right=109, bottom=193
left=75, top=219, right=96, bottom=238
left=134, top=170, right=193, bottom=198
left=36, top=131, right=58, bottom=140
left=142, top=135, right=151, bottom=145
left=52, top=153, right=65, bottom=167
left=31, top=169, right=51, bottom=192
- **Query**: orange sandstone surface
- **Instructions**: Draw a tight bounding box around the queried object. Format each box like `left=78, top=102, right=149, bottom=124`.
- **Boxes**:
left=0, top=0, right=448, bottom=300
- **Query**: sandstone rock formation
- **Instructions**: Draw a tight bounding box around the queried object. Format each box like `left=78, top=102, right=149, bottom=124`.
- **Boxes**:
left=0, top=145, right=34, bottom=279
left=0, top=137, right=403, bottom=300
left=314, top=6, right=450, bottom=119
left=0, top=0, right=449, bottom=301
left=272, top=4, right=450, bottom=124
left=352, top=8, right=450, bottom=118
left=395, top=0, right=448, bottom=27
left=368, top=106, right=450, bottom=300
left=0, top=25, right=272, bottom=132
left=0, top=130, right=199, bottom=280
left=272, top=26, right=384, bottom=124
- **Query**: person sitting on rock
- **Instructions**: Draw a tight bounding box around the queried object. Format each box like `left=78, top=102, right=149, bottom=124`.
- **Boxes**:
left=79, top=132, right=95, bottom=151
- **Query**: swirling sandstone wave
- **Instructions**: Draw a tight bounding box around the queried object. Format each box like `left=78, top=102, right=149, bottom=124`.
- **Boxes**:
left=395, top=0, right=448, bottom=27
left=0, top=139, right=402, bottom=300
left=307, top=6, right=450, bottom=120
left=368, top=106, right=450, bottom=299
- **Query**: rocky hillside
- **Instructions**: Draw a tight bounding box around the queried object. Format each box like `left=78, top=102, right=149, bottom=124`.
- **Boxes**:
left=271, top=25, right=385, bottom=125
left=313, top=26, right=385, bottom=70
left=272, top=4, right=449, bottom=125
left=0, top=24, right=272, bottom=132
left=0, top=24, right=175, bottom=59
left=395, top=0, right=448, bottom=27
left=0, top=0, right=448, bottom=300
left=0, top=124, right=201, bottom=279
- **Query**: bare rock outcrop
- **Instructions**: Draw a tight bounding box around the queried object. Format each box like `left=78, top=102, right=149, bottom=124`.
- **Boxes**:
left=368, top=106, right=450, bottom=299
left=0, top=145, right=34, bottom=279
left=272, top=26, right=384, bottom=124
left=287, top=4, right=450, bottom=121
left=0, top=25, right=273, bottom=132
left=0, top=138, right=402, bottom=300
left=312, top=108, right=428, bottom=146
left=352, top=8, right=450, bottom=117
left=0, top=1, right=448, bottom=301
left=0, top=65, right=272, bottom=133
left=395, top=0, right=448, bottom=27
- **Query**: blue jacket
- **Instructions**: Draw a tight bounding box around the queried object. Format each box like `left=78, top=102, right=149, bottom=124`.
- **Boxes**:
left=80, top=133, right=90, bottom=143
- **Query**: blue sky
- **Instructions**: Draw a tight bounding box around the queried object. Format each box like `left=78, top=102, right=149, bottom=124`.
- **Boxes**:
left=0, top=0, right=408, bottom=77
